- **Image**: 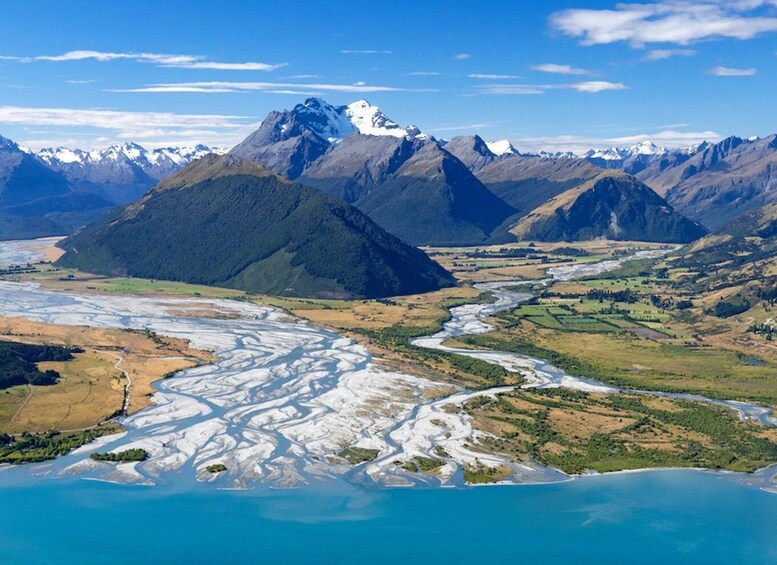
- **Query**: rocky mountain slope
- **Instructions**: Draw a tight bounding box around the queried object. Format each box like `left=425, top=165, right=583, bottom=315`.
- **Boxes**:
left=509, top=171, right=707, bottom=243
left=445, top=135, right=602, bottom=218
left=638, top=136, right=777, bottom=230
left=232, top=99, right=515, bottom=245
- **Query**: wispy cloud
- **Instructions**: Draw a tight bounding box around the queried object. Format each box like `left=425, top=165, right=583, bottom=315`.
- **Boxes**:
left=468, top=73, right=521, bottom=79
left=531, top=63, right=592, bottom=75
left=550, top=1, right=777, bottom=47
left=428, top=123, right=497, bottom=132
left=407, top=71, right=441, bottom=76
left=0, top=105, right=258, bottom=149
left=475, top=85, right=546, bottom=95
left=570, top=80, right=627, bottom=92
left=643, top=48, right=696, bottom=61
left=453, top=53, right=471, bottom=60
left=109, top=80, right=434, bottom=94
left=477, top=80, right=627, bottom=95
left=1, top=50, right=285, bottom=71
left=281, top=74, right=322, bottom=79
left=340, top=49, right=393, bottom=54
left=65, top=79, right=98, bottom=84
left=707, top=65, right=757, bottom=76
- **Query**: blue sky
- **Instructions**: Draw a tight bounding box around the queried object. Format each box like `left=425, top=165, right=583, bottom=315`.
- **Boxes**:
left=0, top=0, right=775, bottom=153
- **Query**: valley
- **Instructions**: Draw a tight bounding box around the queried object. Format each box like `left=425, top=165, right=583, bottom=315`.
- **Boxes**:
left=1, top=236, right=775, bottom=488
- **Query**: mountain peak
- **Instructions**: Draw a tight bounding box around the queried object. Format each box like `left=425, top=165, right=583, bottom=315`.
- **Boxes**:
left=629, top=140, right=667, bottom=156
left=285, top=97, right=422, bottom=142
left=0, top=135, right=21, bottom=153
left=345, top=99, right=421, bottom=139
left=486, top=139, right=519, bottom=156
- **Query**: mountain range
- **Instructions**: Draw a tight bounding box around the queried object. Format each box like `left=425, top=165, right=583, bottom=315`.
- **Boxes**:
left=4, top=97, right=776, bottom=250
left=37, top=143, right=222, bottom=204
left=0, top=139, right=222, bottom=240
left=230, top=98, right=705, bottom=246
left=229, top=98, right=517, bottom=246
left=57, top=154, right=455, bottom=299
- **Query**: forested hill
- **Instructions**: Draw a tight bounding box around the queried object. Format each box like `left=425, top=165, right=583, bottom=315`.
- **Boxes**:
left=57, top=155, right=456, bottom=299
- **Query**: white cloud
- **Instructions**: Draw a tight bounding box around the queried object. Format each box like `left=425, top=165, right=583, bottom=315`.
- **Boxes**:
left=708, top=65, right=757, bottom=76
left=428, top=123, right=495, bottom=132
left=166, top=61, right=286, bottom=71
left=110, top=81, right=433, bottom=94
left=453, top=53, right=471, bottom=60
left=0, top=105, right=258, bottom=149
left=468, top=73, right=521, bottom=79
left=643, top=48, right=696, bottom=60
left=475, top=85, right=546, bottom=95
left=550, top=1, right=777, bottom=47
left=2, top=50, right=285, bottom=71
left=407, top=71, right=441, bottom=76
left=65, top=79, right=98, bottom=84
left=340, top=50, right=393, bottom=54
left=476, top=81, right=627, bottom=95
left=569, top=80, right=627, bottom=92
left=531, top=63, right=592, bottom=75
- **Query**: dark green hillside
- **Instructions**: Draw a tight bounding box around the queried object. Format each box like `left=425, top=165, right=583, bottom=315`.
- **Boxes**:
left=57, top=155, right=455, bottom=299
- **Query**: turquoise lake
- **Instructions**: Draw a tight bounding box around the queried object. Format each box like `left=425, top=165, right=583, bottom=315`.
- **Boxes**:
left=1, top=470, right=775, bottom=564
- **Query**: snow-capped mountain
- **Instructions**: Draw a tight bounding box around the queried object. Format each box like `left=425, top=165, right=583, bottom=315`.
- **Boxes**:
left=580, top=139, right=725, bottom=179
left=36, top=143, right=224, bottom=204
left=38, top=143, right=222, bottom=179
left=583, top=142, right=668, bottom=163
left=344, top=99, right=423, bottom=139
left=485, top=139, right=520, bottom=156
left=0, top=134, right=22, bottom=153
left=291, top=97, right=423, bottom=142
left=536, top=151, right=578, bottom=159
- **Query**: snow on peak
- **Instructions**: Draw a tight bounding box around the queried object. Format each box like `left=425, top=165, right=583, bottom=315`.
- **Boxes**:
left=681, top=141, right=709, bottom=154
left=536, top=151, right=577, bottom=159
left=0, top=135, right=20, bottom=153
left=293, top=98, right=357, bottom=141
left=628, top=140, right=667, bottom=156
left=291, top=98, right=422, bottom=141
left=345, top=99, right=420, bottom=139
left=37, top=147, right=88, bottom=164
left=585, top=141, right=668, bottom=161
left=585, top=147, right=628, bottom=161
left=485, top=139, right=519, bottom=156
left=35, top=143, right=221, bottom=177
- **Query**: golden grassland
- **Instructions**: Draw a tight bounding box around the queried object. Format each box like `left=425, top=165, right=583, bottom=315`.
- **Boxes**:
left=0, top=317, right=213, bottom=433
